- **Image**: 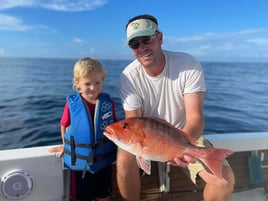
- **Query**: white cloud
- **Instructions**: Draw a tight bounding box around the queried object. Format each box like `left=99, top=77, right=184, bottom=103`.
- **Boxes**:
left=89, top=48, right=95, bottom=54
left=0, top=1, right=108, bottom=31
left=0, top=0, right=35, bottom=10
left=247, top=38, right=268, bottom=45
left=219, top=43, right=234, bottom=51
left=72, top=38, right=86, bottom=44
left=42, top=0, right=108, bottom=12
left=78, top=48, right=96, bottom=57
left=164, top=28, right=268, bottom=60
left=0, top=14, right=30, bottom=31
left=166, top=28, right=268, bottom=45
left=187, top=45, right=211, bottom=56
left=0, top=0, right=108, bottom=12
left=169, top=33, right=216, bottom=43
left=0, top=14, right=57, bottom=32
left=0, top=48, right=8, bottom=56
left=239, top=28, right=268, bottom=35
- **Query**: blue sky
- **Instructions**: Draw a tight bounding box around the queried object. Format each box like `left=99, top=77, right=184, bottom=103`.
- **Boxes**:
left=0, top=0, right=268, bottom=62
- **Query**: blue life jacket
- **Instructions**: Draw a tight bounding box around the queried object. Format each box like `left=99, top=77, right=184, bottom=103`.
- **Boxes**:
left=64, top=93, right=117, bottom=174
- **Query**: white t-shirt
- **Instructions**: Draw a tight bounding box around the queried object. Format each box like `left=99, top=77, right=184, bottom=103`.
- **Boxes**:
left=119, top=50, right=206, bottom=129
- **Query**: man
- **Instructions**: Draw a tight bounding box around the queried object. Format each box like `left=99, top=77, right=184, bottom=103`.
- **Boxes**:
left=117, top=14, right=235, bottom=201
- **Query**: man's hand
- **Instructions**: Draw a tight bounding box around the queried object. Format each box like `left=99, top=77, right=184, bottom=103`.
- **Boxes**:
left=167, top=154, right=197, bottom=168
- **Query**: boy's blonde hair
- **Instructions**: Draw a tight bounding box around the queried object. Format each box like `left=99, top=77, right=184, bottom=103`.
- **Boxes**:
left=73, top=57, right=106, bottom=91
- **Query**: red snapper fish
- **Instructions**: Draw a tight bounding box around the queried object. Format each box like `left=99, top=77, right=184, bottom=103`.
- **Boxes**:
left=103, top=117, right=234, bottom=179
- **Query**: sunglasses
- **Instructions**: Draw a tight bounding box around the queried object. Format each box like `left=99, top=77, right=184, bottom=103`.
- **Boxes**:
left=128, top=35, right=156, bottom=49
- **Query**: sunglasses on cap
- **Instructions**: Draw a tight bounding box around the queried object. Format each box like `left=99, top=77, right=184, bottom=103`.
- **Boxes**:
left=128, top=34, right=156, bottom=50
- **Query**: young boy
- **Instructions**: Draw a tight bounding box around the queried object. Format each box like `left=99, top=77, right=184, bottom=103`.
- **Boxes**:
left=49, top=57, right=117, bottom=201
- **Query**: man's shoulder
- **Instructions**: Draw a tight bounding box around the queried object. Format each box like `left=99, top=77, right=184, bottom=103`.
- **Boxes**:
left=122, top=59, right=142, bottom=75
left=164, top=50, right=196, bottom=61
left=164, top=50, right=202, bottom=69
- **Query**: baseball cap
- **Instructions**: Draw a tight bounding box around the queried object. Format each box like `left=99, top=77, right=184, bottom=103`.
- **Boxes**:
left=126, top=18, right=159, bottom=43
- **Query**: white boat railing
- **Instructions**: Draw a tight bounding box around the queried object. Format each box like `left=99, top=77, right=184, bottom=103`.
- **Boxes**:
left=205, top=132, right=268, bottom=152
left=0, top=145, right=66, bottom=201
left=0, top=132, right=268, bottom=201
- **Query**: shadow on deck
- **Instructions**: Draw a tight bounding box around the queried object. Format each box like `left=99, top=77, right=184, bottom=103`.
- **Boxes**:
left=110, top=150, right=268, bottom=201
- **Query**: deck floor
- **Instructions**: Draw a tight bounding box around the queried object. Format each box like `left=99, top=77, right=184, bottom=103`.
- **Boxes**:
left=110, top=150, right=268, bottom=201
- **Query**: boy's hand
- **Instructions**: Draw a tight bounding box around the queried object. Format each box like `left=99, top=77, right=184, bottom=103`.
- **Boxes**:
left=48, top=145, right=64, bottom=158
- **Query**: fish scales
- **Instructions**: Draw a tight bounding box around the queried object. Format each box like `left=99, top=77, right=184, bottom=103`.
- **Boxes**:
left=103, top=117, right=234, bottom=179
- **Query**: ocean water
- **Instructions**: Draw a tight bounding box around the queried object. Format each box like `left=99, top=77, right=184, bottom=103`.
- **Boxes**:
left=0, top=58, right=268, bottom=150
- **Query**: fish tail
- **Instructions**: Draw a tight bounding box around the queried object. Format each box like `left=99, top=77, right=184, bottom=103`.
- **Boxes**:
left=200, top=148, right=234, bottom=179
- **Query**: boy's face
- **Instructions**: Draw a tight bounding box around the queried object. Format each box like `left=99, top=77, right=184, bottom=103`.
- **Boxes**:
left=76, top=75, right=103, bottom=102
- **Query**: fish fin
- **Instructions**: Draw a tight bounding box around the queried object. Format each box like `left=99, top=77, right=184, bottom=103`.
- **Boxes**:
left=176, top=129, right=197, bottom=145
left=154, top=118, right=197, bottom=145
left=136, top=156, right=151, bottom=175
left=200, top=148, right=234, bottom=179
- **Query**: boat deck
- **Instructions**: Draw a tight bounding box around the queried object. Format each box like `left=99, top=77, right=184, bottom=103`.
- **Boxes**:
left=1, top=133, right=268, bottom=201
left=110, top=150, right=268, bottom=201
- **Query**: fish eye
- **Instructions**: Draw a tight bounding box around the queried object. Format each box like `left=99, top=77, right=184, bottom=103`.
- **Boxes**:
left=122, top=123, right=128, bottom=129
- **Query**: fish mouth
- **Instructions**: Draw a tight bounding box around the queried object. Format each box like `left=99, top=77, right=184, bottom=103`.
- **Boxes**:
left=103, top=127, right=113, bottom=138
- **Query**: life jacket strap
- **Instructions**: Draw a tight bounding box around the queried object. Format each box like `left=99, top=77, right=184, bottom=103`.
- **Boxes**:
left=64, top=149, right=117, bottom=164
left=65, top=138, right=109, bottom=149
left=70, top=136, right=76, bottom=166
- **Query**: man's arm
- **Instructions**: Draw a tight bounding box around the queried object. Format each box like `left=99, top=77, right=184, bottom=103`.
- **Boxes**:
left=181, top=91, right=205, bottom=140
left=168, top=91, right=205, bottom=167
left=124, top=107, right=142, bottom=118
